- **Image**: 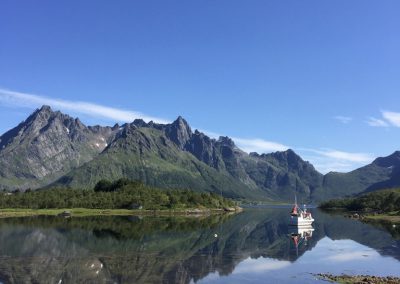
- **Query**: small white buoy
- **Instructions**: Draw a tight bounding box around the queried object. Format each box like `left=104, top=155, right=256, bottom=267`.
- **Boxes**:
left=393, top=224, right=396, bottom=228
left=214, top=233, right=218, bottom=238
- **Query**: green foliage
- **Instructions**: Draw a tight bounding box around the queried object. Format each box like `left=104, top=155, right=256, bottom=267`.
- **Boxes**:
left=319, top=188, right=400, bottom=213
left=94, top=178, right=134, bottom=192
left=0, top=179, right=235, bottom=210
left=94, top=179, right=114, bottom=192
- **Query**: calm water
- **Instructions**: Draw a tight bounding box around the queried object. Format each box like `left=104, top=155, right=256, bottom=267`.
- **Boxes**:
left=0, top=208, right=399, bottom=284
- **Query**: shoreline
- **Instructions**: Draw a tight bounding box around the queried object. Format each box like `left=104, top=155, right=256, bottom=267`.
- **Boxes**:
left=316, top=273, right=400, bottom=284
left=320, top=208, right=400, bottom=224
left=0, top=207, right=243, bottom=218
left=362, top=214, right=400, bottom=224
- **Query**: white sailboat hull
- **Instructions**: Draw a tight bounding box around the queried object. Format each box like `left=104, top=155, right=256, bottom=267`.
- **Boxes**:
left=288, top=216, right=314, bottom=226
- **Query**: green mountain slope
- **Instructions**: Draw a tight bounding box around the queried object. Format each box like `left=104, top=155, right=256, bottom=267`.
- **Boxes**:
left=52, top=116, right=324, bottom=201
left=317, top=151, right=400, bottom=200
left=54, top=124, right=266, bottom=200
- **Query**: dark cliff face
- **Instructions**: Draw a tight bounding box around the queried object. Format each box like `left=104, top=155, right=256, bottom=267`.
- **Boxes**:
left=184, top=130, right=225, bottom=170
left=164, top=116, right=192, bottom=150
left=0, top=106, right=117, bottom=189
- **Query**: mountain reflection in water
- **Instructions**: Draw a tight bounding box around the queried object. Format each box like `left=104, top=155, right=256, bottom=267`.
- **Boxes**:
left=0, top=208, right=399, bottom=284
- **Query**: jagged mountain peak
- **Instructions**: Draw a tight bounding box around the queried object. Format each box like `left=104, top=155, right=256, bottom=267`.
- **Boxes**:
left=261, top=148, right=299, bottom=160
left=164, top=116, right=192, bottom=149
left=28, top=105, right=56, bottom=121
left=217, top=136, right=236, bottom=147
left=172, top=116, right=191, bottom=131
left=37, top=104, right=52, bottom=113
left=132, top=119, right=148, bottom=127
left=260, top=148, right=318, bottom=176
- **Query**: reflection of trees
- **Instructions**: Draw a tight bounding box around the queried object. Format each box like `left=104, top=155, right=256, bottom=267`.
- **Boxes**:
left=0, top=209, right=398, bottom=284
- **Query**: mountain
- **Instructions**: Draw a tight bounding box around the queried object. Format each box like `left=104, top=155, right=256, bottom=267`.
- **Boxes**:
left=0, top=106, right=118, bottom=190
left=319, top=151, right=400, bottom=199
left=51, top=115, right=324, bottom=201
left=362, top=151, right=400, bottom=193
left=1, top=106, right=399, bottom=202
left=0, top=106, right=323, bottom=202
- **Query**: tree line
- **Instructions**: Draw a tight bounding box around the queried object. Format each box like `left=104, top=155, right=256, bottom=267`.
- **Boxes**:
left=319, top=188, right=400, bottom=213
left=0, top=178, right=235, bottom=210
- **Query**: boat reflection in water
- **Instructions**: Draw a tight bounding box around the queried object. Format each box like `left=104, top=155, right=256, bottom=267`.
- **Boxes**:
left=288, top=226, right=314, bottom=257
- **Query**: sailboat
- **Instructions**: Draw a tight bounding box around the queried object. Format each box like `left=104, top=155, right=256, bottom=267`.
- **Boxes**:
left=289, top=195, right=314, bottom=226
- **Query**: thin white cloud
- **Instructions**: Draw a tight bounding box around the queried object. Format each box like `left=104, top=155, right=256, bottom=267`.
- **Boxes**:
left=0, top=88, right=170, bottom=124
left=382, top=111, right=400, bottom=127
left=302, top=156, right=361, bottom=173
left=316, top=149, right=373, bottom=163
left=233, top=137, right=289, bottom=153
left=366, top=117, right=389, bottom=127
left=233, top=257, right=291, bottom=274
left=366, top=110, right=400, bottom=128
left=298, top=148, right=375, bottom=173
left=334, top=116, right=352, bottom=124
left=325, top=251, right=376, bottom=262
left=299, top=148, right=373, bottom=163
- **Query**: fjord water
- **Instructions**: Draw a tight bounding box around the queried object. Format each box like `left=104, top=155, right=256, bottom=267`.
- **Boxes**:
left=0, top=208, right=399, bottom=284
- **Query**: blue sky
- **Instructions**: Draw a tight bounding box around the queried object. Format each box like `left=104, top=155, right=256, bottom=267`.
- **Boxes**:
left=1, top=0, right=400, bottom=173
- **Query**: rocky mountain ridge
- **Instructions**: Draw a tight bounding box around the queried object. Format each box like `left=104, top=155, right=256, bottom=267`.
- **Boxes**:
left=0, top=106, right=399, bottom=202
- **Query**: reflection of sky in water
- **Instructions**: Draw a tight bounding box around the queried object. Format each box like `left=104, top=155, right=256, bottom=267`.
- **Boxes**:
left=197, top=237, right=400, bottom=284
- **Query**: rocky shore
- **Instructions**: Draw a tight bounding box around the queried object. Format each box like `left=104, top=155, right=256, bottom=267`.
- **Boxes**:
left=316, top=273, right=400, bottom=284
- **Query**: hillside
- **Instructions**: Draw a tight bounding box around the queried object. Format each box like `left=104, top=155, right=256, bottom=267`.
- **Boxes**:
left=318, top=152, right=400, bottom=200
left=1, top=106, right=400, bottom=202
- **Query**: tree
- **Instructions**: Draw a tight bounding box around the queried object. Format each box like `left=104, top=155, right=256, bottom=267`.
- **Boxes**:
left=94, top=179, right=113, bottom=192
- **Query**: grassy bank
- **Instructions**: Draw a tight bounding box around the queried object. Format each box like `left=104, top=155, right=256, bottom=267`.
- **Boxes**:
left=0, top=207, right=241, bottom=218
left=362, top=212, right=400, bottom=224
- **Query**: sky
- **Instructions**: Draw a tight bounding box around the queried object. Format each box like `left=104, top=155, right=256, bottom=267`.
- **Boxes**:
left=1, top=0, right=400, bottom=173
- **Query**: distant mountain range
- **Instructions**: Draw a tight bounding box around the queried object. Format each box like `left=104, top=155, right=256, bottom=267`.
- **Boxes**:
left=1, top=106, right=399, bottom=202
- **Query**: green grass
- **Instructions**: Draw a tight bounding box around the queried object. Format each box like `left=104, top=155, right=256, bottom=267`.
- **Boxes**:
left=363, top=212, right=400, bottom=224
left=0, top=207, right=231, bottom=218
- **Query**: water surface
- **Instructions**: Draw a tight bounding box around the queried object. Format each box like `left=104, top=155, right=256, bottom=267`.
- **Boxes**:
left=0, top=208, right=399, bottom=283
